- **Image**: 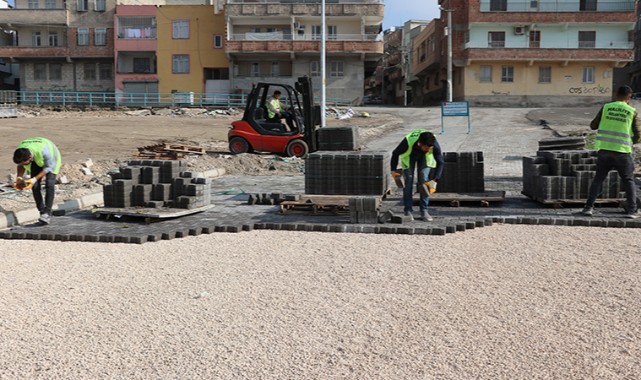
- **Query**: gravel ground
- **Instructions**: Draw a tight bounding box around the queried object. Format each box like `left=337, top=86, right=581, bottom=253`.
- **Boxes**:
left=1, top=225, right=640, bottom=379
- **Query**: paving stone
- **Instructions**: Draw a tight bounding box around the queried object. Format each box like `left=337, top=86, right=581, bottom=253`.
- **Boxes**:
left=456, top=224, right=466, bottom=232
left=431, top=227, right=446, bottom=235
left=465, top=222, right=476, bottom=229
left=445, top=226, right=456, bottom=234
left=397, top=227, right=414, bottom=235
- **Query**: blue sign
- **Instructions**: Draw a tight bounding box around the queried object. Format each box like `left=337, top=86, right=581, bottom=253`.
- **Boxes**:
left=441, top=101, right=469, bottom=117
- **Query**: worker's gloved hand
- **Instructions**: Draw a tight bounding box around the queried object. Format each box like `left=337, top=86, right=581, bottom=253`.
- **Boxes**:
left=391, top=169, right=402, bottom=178
left=426, top=180, right=437, bottom=194
left=391, top=170, right=404, bottom=189
left=14, top=177, right=26, bottom=190
left=23, top=178, right=36, bottom=190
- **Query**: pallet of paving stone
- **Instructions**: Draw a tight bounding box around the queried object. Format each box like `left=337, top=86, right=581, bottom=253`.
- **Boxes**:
left=419, top=191, right=506, bottom=207
left=92, top=204, right=213, bottom=221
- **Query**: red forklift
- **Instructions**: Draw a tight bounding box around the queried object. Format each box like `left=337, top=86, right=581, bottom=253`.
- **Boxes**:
left=228, top=76, right=321, bottom=158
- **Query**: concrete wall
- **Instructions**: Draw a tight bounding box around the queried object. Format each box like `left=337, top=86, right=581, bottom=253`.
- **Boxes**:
left=462, top=61, right=613, bottom=106
left=20, top=60, right=114, bottom=92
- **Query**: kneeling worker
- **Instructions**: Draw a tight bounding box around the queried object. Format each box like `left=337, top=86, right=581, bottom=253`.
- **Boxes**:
left=13, top=137, right=62, bottom=224
left=391, top=130, right=444, bottom=222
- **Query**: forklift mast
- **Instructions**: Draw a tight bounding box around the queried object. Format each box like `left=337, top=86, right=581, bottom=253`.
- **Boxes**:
left=295, top=76, right=321, bottom=153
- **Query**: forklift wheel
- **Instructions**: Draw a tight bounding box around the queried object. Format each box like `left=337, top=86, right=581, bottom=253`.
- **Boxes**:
left=286, top=139, right=309, bottom=158
left=229, top=137, right=251, bottom=154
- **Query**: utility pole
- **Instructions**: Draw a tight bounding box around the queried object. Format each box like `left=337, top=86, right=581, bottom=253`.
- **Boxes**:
left=321, top=0, right=327, bottom=128
left=440, top=5, right=453, bottom=102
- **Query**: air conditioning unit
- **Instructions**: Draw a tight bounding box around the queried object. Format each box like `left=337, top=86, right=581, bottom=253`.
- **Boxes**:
left=513, top=26, right=525, bottom=35
left=293, top=22, right=300, bottom=29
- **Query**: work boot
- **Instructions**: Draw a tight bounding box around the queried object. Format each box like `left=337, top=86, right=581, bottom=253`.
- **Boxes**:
left=420, top=210, right=433, bottom=222
left=403, top=210, right=414, bottom=222
left=580, top=206, right=593, bottom=216
left=38, top=213, right=51, bottom=225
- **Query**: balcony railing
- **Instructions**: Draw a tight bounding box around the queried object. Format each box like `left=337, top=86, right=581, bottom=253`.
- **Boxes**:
left=480, top=0, right=635, bottom=12
left=468, top=41, right=633, bottom=49
left=230, top=33, right=380, bottom=41
left=227, top=0, right=382, bottom=3
left=117, top=27, right=157, bottom=39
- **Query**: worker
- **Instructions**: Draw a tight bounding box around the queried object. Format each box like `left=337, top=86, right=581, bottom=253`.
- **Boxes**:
left=581, top=85, right=641, bottom=218
left=12, top=137, right=62, bottom=225
left=391, top=129, right=444, bottom=221
left=266, top=90, right=295, bottom=131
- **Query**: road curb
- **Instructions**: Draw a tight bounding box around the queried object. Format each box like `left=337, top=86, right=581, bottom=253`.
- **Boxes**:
left=0, top=167, right=226, bottom=230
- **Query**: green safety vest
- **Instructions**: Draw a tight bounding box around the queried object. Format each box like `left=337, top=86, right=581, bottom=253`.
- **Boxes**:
left=594, top=101, right=635, bottom=154
left=267, top=98, right=282, bottom=119
left=400, top=129, right=437, bottom=169
left=17, top=137, right=62, bottom=175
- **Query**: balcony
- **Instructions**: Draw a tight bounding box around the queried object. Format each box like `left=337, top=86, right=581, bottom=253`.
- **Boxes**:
left=227, top=38, right=383, bottom=54
left=226, top=1, right=383, bottom=18
left=465, top=41, right=633, bottom=50
left=462, top=47, right=634, bottom=63
left=473, top=1, right=635, bottom=23
left=0, top=9, right=68, bottom=27
left=479, top=0, right=634, bottom=12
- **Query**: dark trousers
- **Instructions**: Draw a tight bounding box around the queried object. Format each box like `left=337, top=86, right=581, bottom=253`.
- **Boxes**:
left=269, top=111, right=295, bottom=131
left=585, top=150, right=636, bottom=212
left=30, top=163, right=57, bottom=215
left=402, top=152, right=431, bottom=212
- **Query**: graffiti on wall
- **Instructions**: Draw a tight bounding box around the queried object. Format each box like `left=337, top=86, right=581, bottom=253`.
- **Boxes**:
left=568, top=85, right=610, bottom=95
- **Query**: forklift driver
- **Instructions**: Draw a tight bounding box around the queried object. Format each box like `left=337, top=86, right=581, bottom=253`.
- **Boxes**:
left=266, top=90, right=295, bottom=132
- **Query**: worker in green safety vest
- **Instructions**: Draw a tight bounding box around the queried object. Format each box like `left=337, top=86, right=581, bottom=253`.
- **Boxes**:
left=266, top=90, right=295, bottom=131
left=12, top=137, right=62, bottom=225
left=391, top=130, right=444, bottom=222
left=581, top=85, right=641, bottom=218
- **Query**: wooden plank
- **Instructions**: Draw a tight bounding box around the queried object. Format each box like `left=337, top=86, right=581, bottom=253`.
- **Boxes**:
left=421, top=191, right=506, bottom=202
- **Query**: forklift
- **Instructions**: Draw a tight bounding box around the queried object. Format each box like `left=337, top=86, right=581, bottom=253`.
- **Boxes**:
left=228, top=76, right=321, bottom=158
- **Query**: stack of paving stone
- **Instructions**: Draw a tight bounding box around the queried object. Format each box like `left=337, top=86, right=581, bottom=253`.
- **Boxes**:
left=305, top=151, right=390, bottom=195
left=437, top=152, right=485, bottom=193
left=349, top=196, right=381, bottom=224
left=317, top=126, right=360, bottom=151
left=103, top=160, right=211, bottom=209
left=522, top=150, right=624, bottom=202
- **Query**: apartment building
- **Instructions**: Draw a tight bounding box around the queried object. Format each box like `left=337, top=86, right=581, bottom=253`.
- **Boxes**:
left=427, top=0, right=636, bottom=107
left=224, top=0, right=384, bottom=103
left=378, top=27, right=403, bottom=105
left=410, top=19, right=444, bottom=106
left=0, top=0, right=115, bottom=92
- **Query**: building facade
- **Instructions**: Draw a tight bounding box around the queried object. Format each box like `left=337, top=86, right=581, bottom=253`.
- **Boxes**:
left=424, top=0, right=636, bottom=107
left=224, top=0, right=383, bottom=104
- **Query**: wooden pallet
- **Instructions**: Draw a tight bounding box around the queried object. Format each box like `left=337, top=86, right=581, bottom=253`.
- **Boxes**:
left=162, top=143, right=206, bottom=154
left=415, top=191, right=506, bottom=207
left=92, top=204, right=213, bottom=223
left=279, top=194, right=382, bottom=215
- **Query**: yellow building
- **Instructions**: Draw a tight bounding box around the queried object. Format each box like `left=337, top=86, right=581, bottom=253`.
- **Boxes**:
left=156, top=5, right=228, bottom=95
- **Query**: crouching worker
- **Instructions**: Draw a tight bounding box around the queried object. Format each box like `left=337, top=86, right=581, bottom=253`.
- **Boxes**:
left=13, top=137, right=62, bottom=224
left=390, top=130, right=444, bottom=222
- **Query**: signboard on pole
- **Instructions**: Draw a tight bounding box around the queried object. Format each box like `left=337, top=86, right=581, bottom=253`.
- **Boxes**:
left=440, top=101, right=471, bottom=134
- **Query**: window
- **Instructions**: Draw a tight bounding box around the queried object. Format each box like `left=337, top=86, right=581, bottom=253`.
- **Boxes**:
left=501, top=66, right=514, bottom=82
left=172, top=54, right=189, bottom=74
left=45, top=0, right=56, bottom=9
left=204, top=68, right=229, bottom=80
left=310, top=61, right=320, bottom=77
left=490, top=0, right=507, bottom=11
left=539, top=66, right=551, bottom=83
left=34, top=64, right=46, bottom=80
left=77, top=0, right=88, bottom=11
left=330, top=61, right=344, bottom=77
left=77, top=27, right=89, bottom=46
left=480, top=65, right=492, bottom=82
left=328, top=25, right=337, bottom=40
left=312, top=25, right=321, bottom=40
left=529, top=30, right=540, bottom=48
left=582, top=66, right=595, bottom=83
left=173, top=20, right=189, bottom=39
left=28, top=0, right=39, bottom=8
left=32, top=32, right=42, bottom=47
left=84, top=63, right=96, bottom=80
left=580, top=0, right=597, bottom=11
left=578, top=31, right=596, bottom=48
left=271, top=62, right=280, bottom=77
left=488, top=32, right=505, bottom=48
left=99, top=63, right=112, bottom=80
left=250, top=62, right=260, bottom=77
left=213, top=34, right=223, bottom=48
left=48, top=32, right=58, bottom=47
left=49, top=63, right=62, bottom=80
left=95, top=28, right=106, bottom=46
left=133, top=57, right=151, bottom=73
left=94, top=0, right=105, bottom=11
left=233, top=64, right=239, bottom=76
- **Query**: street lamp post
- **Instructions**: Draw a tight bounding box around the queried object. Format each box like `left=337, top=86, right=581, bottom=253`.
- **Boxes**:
left=440, top=5, right=453, bottom=102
